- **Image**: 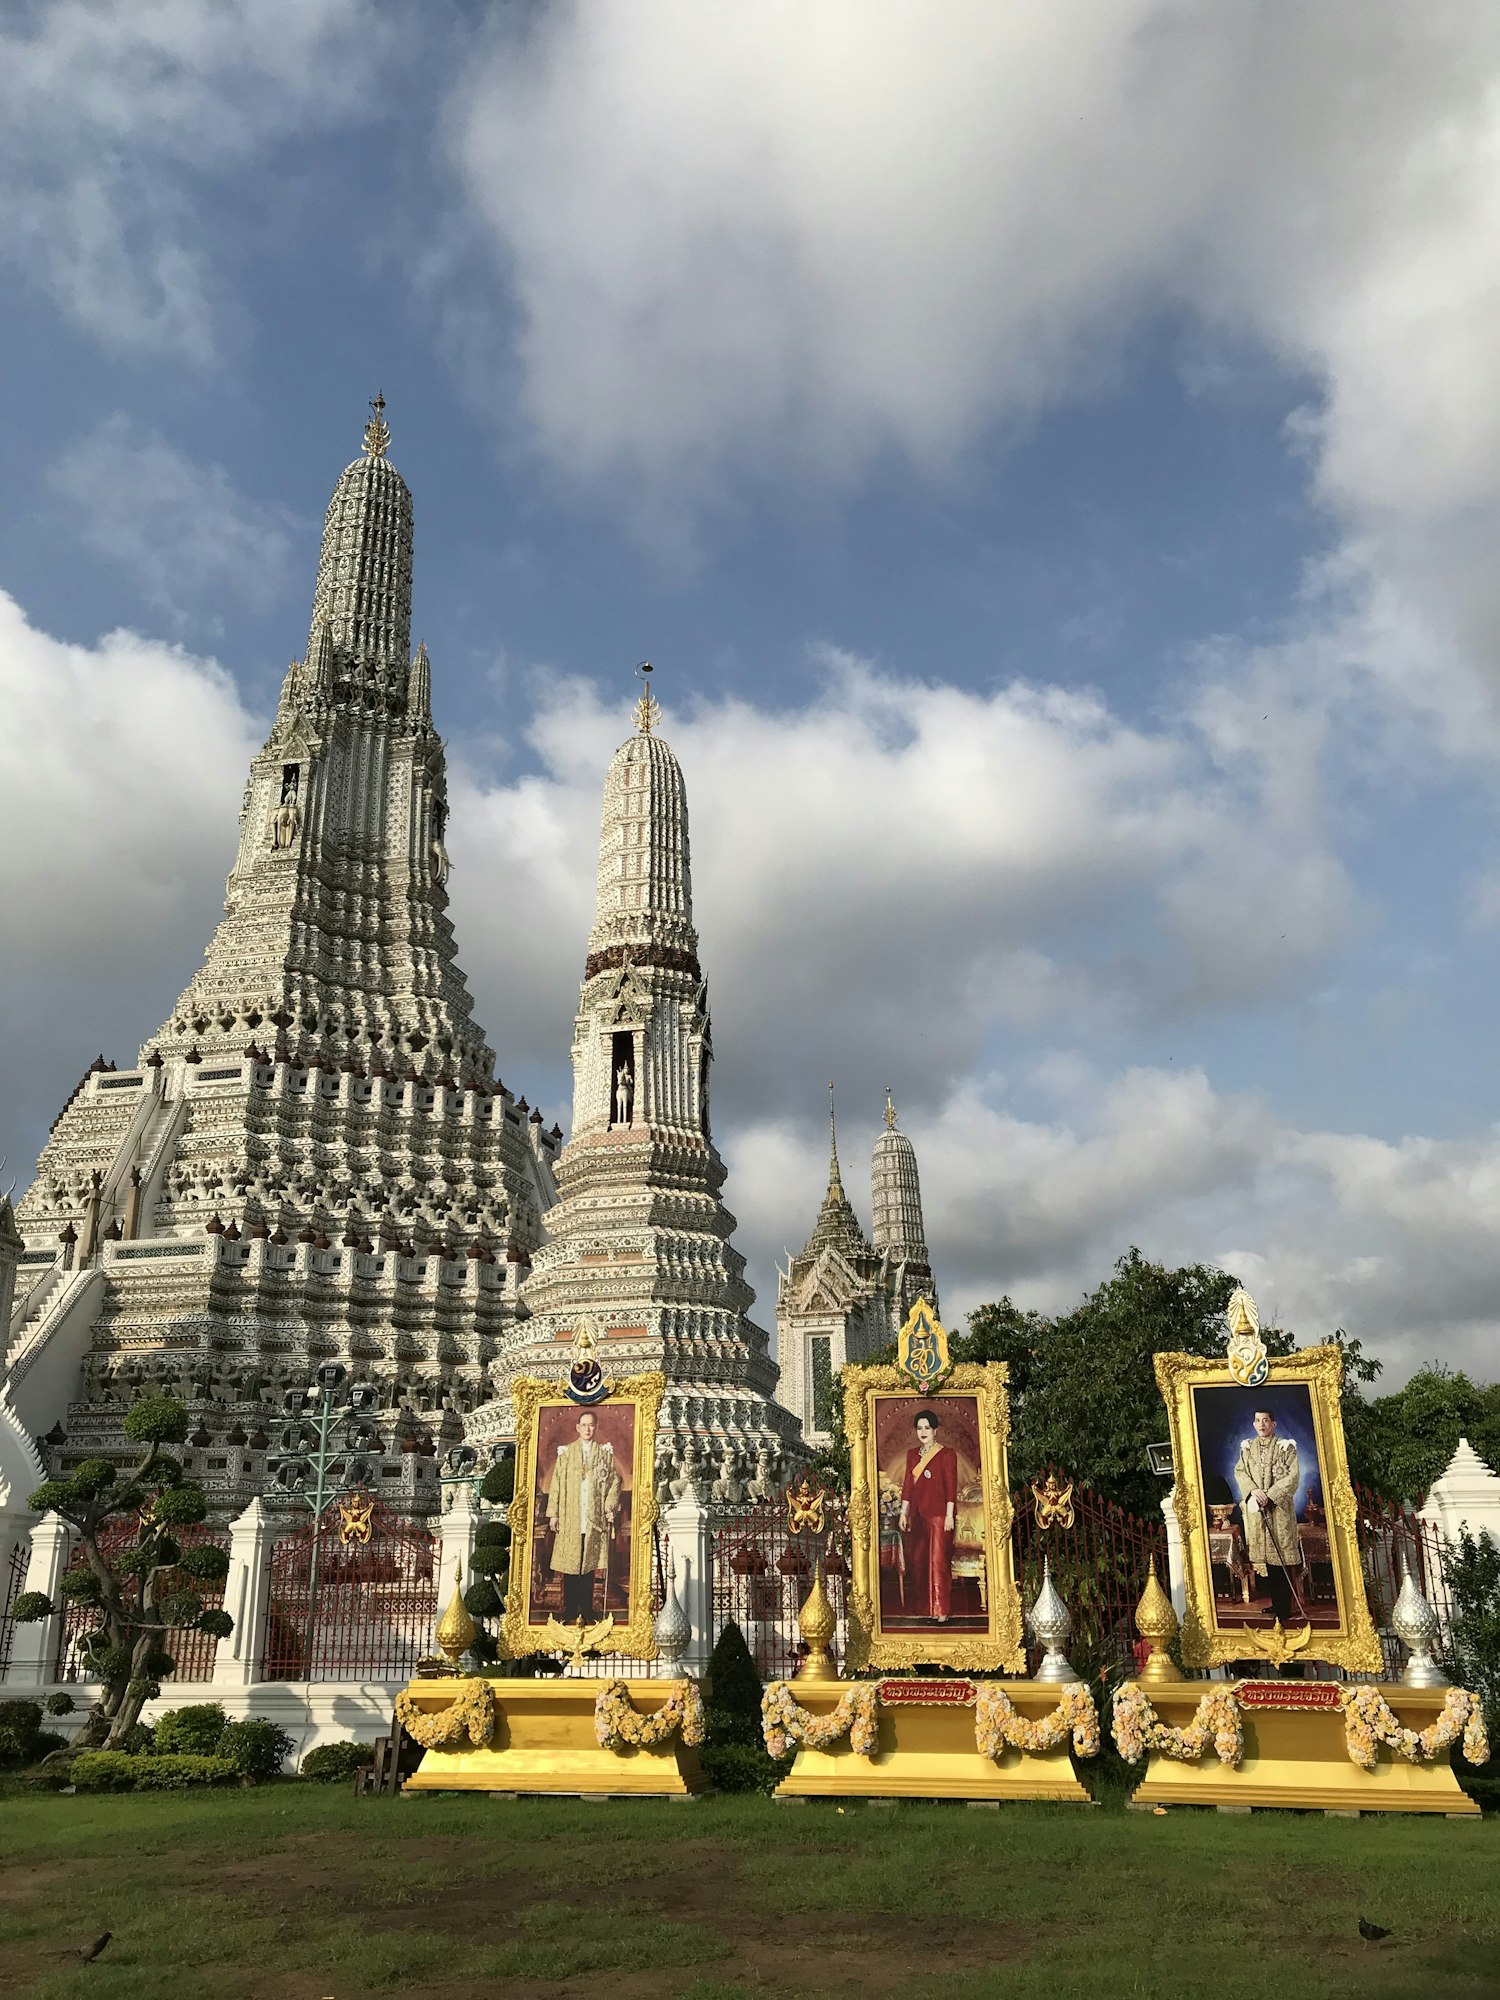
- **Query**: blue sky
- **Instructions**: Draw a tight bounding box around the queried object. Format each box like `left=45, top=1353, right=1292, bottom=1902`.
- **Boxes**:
left=5, top=2, right=1500, bottom=1379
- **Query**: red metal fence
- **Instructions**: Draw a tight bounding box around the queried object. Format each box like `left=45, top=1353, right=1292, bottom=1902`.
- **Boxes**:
left=261, top=1494, right=437, bottom=1683
left=712, top=1495, right=850, bottom=1682
left=1355, top=1488, right=1456, bottom=1680
left=1012, top=1471, right=1167, bottom=1674
left=0, top=1541, right=27, bottom=1676
left=55, top=1519, right=229, bottom=1684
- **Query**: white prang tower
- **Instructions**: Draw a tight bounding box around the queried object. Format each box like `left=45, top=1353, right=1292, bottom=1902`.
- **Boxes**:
left=490, top=675, right=801, bottom=1496
left=5, top=400, right=559, bottom=1516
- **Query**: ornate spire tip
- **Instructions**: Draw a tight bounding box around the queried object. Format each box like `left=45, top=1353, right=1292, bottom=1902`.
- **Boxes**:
left=884, top=1087, right=897, bottom=1129
left=633, top=660, right=660, bottom=736
left=363, top=391, right=390, bottom=460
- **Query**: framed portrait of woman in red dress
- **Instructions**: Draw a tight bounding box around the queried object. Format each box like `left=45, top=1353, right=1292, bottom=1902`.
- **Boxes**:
left=844, top=1360, right=1024, bottom=1673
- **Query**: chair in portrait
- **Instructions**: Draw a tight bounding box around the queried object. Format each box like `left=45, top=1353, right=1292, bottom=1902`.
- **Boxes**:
left=502, top=1371, right=665, bottom=1662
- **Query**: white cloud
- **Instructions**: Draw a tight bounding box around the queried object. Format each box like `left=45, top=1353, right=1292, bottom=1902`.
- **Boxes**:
left=0, top=0, right=391, bottom=361
left=49, top=416, right=299, bottom=626
left=446, top=3, right=1500, bottom=741
left=725, top=1064, right=1500, bottom=1383
left=446, top=652, right=1355, bottom=1119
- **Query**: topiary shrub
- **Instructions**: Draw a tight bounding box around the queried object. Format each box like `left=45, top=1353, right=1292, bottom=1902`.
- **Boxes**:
left=152, top=1702, right=228, bottom=1757
left=214, top=1717, right=295, bottom=1781
left=700, top=1623, right=792, bottom=1793
left=301, top=1740, right=377, bottom=1783
left=44, top=1692, right=76, bottom=1717
left=73, top=1751, right=240, bottom=1792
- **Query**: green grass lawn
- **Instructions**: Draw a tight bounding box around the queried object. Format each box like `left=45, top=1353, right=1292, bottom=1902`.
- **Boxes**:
left=1, top=1785, right=1496, bottom=2000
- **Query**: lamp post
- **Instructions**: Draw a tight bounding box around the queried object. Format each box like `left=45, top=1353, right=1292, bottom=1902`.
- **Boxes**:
left=267, top=1362, right=388, bottom=1672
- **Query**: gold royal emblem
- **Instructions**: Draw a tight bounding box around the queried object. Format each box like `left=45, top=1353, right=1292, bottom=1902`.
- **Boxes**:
left=784, top=1473, right=827, bottom=1537
left=896, top=1299, right=951, bottom=1391
left=1031, top=1472, right=1076, bottom=1530
left=336, top=1491, right=375, bottom=1547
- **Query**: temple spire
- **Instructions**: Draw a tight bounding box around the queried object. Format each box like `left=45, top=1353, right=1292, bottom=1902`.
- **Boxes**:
left=827, top=1083, right=844, bottom=1194
left=884, top=1086, right=897, bottom=1130
left=633, top=660, right=661, bottom=736
left=363, top=390, right=390, bottom=459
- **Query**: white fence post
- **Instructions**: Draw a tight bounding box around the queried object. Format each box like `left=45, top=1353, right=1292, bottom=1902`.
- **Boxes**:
left=213, top=1499, right=273, bottom=1689
left=1419, top=1437, right=1500, bottom=1549
left=1161, top=1489, right=1187, bottom=1620
left=662, top=1491, right=714, bottom=1678
left=6, top=1510, right=71, bottom=1687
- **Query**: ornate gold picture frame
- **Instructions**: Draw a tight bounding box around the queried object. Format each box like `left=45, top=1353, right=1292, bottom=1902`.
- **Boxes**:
left=844, top=1360, right=1025, bottom=1673
left=1154, top=1345, right=1382, bottom=1674
left=501, top=1371, right=665, bottom=1663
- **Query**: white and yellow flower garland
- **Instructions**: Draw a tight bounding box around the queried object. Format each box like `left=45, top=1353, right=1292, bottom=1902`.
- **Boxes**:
left=394, top=1677, right=495, bottom=1751
left=1111, top=1683, right=1244, bottom=1767
left=594, top=1678, right=706, bottom=1752
left=762, top=1681, right=880, bottom=1759
left=1341, top=1685, right=1489, bottom=1772
left=974, top=1682, right=1100, bottom=1760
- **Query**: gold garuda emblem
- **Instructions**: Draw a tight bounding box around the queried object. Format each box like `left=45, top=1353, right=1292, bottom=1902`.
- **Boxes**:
left=784, top=1474, right=827, bottom=1537
left=1031, top=1472, right=1075, bottom=1530
left=540, top=1613, right=616, bottom=1663
left=336, top=1491, right=375, bottom=1547
left=896, top=1299, right=951, bottom=1391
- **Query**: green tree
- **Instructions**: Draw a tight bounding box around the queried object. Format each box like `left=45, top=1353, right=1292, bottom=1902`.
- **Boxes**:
left=959, top=1248, right=1379, bottom=1517
left=11, top=1396, right=232, bottom=1752
left=1343, top=1368, right=1500, bottom=1503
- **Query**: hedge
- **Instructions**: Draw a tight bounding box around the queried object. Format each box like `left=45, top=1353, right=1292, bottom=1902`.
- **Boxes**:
left=72, top=1752, right=241, bottom=1792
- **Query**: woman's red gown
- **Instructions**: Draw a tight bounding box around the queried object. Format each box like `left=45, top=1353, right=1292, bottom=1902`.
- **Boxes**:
left=900, top=1444, right=957, bottom=1619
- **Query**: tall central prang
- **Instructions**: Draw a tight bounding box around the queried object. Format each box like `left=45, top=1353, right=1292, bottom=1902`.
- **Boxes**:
left=491, top=675, right=801, bottom=1497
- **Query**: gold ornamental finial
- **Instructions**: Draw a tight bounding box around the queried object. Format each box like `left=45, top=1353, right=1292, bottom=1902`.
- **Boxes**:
left=363, top=390, right=391, bottom=459
left=796, top=1561, right=837, bottom=1681
left=884, top=1086, right=897, bottom=1130
left=633, top=660, right=661, bottom=735
left=1226, top=1286, right=1258, bottom=1338
left=434, top=1557, right=477, bottom=1671
left=1133, top=1556, right=1183, bottom=1685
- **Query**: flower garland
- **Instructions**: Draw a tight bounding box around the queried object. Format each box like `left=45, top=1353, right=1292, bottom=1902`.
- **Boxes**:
left=1111, top=1684, right=1243, bottom=1767
left=594, top=1678, right=706, bottom=1752
left=762, top=1681, right=880, bottom=1760
left=974, top=1683, right=1100, bottom=1760
left=393, top=1677, right=494, bottom=1751
left=1341, top=1685, right=1490, bottom=1772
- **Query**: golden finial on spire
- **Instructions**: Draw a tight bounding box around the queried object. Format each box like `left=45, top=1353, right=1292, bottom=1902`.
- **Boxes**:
left=884, top=1087, right=897, bottom=1130
left=633, top=660, right=661, bottom=735
left=362, top=390, right=391, bottom=459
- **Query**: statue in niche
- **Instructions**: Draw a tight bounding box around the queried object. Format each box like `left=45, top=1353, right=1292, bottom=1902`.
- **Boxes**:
left=272, top=764, right=301, bottom=850
left=430, top=799, right=451, bottom=884
left=614, top=1061, right=633, bottom=1126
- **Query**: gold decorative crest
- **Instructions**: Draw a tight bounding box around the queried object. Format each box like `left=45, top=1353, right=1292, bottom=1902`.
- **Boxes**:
left=784, top=1473, right=827, bottom=1537
left=1031, top=1472, right=1075, bottom=1530
left=842, top=1360, right=1025, bottom=1674
left=1152, top=1344, right=1382, bottom=1675
left=502, top=1371, right=665, bottom=1664
left=336, top=1490, right=375, bottom=1547
left=895, top=1298, right=951, bottom=1391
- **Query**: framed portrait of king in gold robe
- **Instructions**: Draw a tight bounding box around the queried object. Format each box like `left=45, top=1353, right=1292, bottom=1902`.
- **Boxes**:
left=1153, top=1345, right=1382, bottom=1674
left=501, top=1371, right=665, bottom=1662
left=843, top=1362, right=1025, bottom=1673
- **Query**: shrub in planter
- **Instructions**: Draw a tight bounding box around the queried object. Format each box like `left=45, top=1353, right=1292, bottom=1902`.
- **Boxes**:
left=214, top=1718, right=295, bottom=1780
left=301, top=1740, right=376, bottom=1783
left=699, top=1741, right=793, bottom=1795
left=153, top=1702, right=228, bottom=1757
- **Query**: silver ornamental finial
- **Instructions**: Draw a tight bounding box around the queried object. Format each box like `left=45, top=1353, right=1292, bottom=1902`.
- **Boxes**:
left=1392, top=1554, right=1449, bottom=1688
left=1027, top=1556, right=1079, bottom=1683
left=653, top=1557, right=692, bottom=1667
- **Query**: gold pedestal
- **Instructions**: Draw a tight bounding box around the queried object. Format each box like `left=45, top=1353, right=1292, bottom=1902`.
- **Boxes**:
left=776, top=1681, right=1094, bottom=1803
left=401, top=1678, right=706, bottom=1796
left=1129, top=1683, right=1480, bottom=1816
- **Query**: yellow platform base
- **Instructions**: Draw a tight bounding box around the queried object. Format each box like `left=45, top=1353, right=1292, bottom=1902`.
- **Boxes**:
left=400, top=1678, right=706, bottom=1796
left=775, top=1680, right=1094, bottom=1803
left=1129, top=1682, right=1480, bottom=1816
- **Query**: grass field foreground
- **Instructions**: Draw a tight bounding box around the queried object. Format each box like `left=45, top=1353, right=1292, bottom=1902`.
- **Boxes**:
left=1, top=1785, right=1496, bottom=2000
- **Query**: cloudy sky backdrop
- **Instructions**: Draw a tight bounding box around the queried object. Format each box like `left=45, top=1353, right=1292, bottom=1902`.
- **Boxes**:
left=5, top=1, right=1500, bottom=1379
